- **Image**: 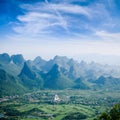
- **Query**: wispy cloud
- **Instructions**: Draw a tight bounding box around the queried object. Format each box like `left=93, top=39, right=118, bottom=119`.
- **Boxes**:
left=14, top=12, right=60, bottom=35
left=11, top=0, right=120, bottom=42
left=95, top=31, right=120, bottom=41
left=49, top=4, right=90, bottom=17
left=45, top=0, right=69, bottom=32
left=13, top=1, right=91, bottom=37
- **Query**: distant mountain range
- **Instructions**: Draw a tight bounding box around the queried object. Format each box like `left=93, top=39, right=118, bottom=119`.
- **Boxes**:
left=0, top=53, right=120, bottom=97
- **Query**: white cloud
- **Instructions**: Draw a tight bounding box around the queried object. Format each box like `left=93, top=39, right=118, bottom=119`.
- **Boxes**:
left=95, top=31, right=120, bottom=41
left=22, top=2, right=90, bottom=16
left=18, top=12, right=55, bottom=22
left=14, top=11, right=63, bottom=35
left=49, top=4, right=90, bottom=17
left=14, top=4, right=68, bottom=35
left=13, top=1, right=91, bottom=36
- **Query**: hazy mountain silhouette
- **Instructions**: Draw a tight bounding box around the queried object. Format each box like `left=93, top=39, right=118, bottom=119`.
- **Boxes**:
left=0, top=53, right=120, bottom=96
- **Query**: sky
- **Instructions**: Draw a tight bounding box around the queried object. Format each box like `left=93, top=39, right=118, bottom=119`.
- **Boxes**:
left=0, top=0, right=120, bottom=64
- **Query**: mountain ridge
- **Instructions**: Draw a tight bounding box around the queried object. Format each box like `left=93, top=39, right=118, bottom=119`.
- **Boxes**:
left=0, top=53, right=120, bottom=97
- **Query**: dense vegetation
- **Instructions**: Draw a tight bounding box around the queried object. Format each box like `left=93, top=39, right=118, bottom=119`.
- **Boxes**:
left=0, top=69, right=26, bottom=97
left=95, top=103, right=120, bottom=120
left=62, top=112, right=87, bottom=120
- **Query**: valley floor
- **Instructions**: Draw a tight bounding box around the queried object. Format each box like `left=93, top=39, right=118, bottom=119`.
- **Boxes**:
left=0, top=89, right=120, bottom=120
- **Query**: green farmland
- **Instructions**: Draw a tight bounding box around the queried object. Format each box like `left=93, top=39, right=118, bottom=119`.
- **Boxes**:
left=0, top=89, right=120, bottom=120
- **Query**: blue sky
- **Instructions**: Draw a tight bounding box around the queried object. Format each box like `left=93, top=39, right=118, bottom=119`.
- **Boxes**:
left=1, top=0, right=120, bottom=64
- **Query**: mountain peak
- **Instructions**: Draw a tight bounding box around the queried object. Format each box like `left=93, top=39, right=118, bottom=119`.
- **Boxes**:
left=54, top=55, right=69, bottom=61
left=44, top=64, right=73, bottom=89
left=0, top=53, right=11, bottom=64
left=48, top=64, right=61, bottom=76
left=11, top=54, right=24, bottom=65
left=33, top=56, right=46, bottom=65
left=19, top=62, right=36, bottom=79
left=95, top=76, right=106, bottom=84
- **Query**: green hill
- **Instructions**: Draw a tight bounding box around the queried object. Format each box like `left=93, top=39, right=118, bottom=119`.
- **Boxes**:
left=44, top=64, right=73, bottom=89
left=94, top=76, right=120, bottom=89
left=0, top=69, right=26, bottom=97
left=19, top=62, right=43, bottom=89
left=73, top=77, right=89, bottom=90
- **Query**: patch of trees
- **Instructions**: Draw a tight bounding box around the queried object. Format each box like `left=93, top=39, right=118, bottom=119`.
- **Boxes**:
left=94, top=103, right=120, bottom=120
left=62, top=112, right=87, bottom=120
